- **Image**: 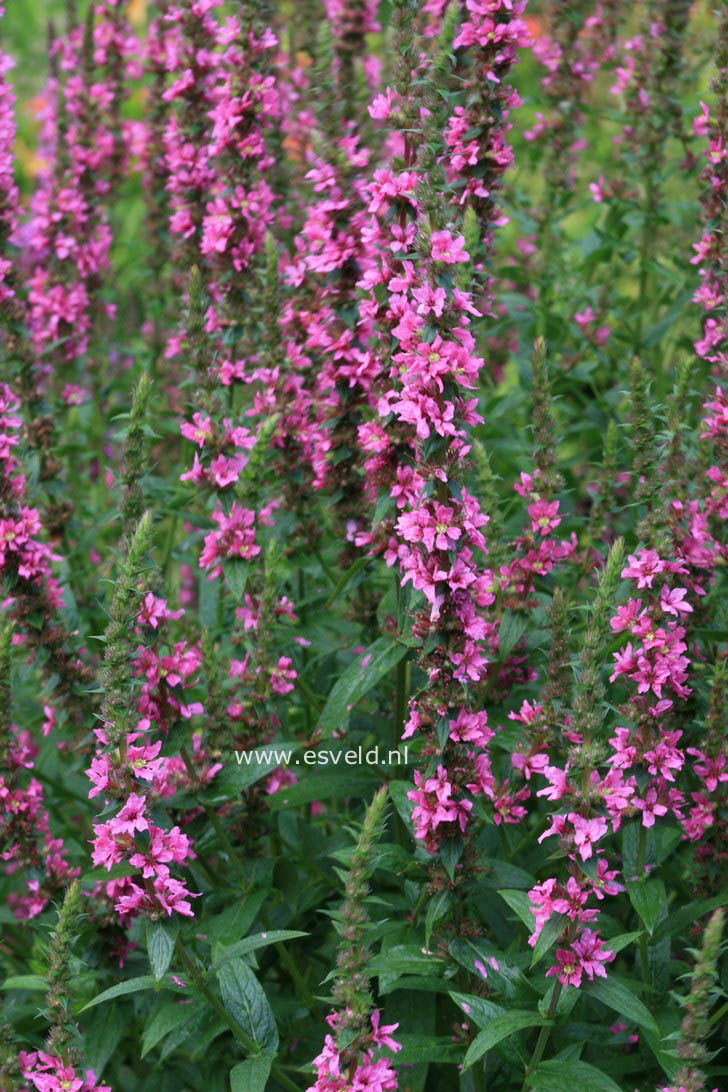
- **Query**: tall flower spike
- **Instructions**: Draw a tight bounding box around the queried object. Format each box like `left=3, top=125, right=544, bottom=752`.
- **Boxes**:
left=0, top=1015, right=23, bottom=1091
left=666, top=909, right=725, bottom=1092
left=144, top=0, right=171, bottom=366
left=692, top=7, right=728, bottom=373
left=307, top=785, right=400, bottom=1091
left=543, top=587, right=571, bottom=726
left=184, top=265, right=213, bottom=394
left=100, top=510, right=154, bottom=750
left=473, top=438, right=505, bottom=568
left=531, top=337, right=563, bottom=494
left=120, top=372, right=151, bottom=539
left=587, top=418, right=619, bottom=547
left=688, top=661, right=728, bottom=895
left=628, top=356, right=658, bottom=509
left=571, top=537, right=624, bottom=744
left=311, top=19, right=337, bottom=144
left=332, top=785, right=389, bottom=1052
left=664, top=359, right=693, bottom=501
left=326, top=0, right=379, bottom=123
left=44, top=879, right=83, bottom=1064
left=0, top=621, right=11, bottom=761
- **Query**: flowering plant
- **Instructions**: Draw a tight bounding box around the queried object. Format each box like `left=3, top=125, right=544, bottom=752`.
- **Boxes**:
left=1, top=1, right=727, bottom=1091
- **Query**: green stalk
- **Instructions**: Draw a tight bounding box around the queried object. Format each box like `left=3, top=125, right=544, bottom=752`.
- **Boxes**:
left=161, top=513, right=179, bottom=576
left=636, top=823, right=651, bottom=985
left=519, top=981, right=562, bottom=1091
left=394, top=655, right=409, bottom=749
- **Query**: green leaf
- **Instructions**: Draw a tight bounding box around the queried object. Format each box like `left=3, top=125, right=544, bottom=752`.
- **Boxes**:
left=372, top=491, right=395, bottom=526
left=370, top=945, right=444, bottom=976
left=199, top=568, right=219, bottom=629
left=80, top=975, right=186, bottom=1012
left=146, top=919, right=177, bottom=982
left=530, top=913, right=568, bottom=967
left=498, top=611, right=527, bottom=659
left=439, top=836, right=463, bottom=883
left=324, top=556, right=370, bottom=608
left=315, top=637, right=409, bottom=738
left=463, top=1010, right=547, bottom=1069
left=498, top=889, right=536, bottom=932
left=627, top=878, right=665, bottom=936
left=449, top=991, right=505, bottom=1029
left=160, top=1007, right=224, bottom=1062
left=585, top=974, right=659, bottom=1036
left=643, top=1028, right=680, bottom=1080
left=206, top=890, right=271, bottom=944
left=203, top=741, right=301, bottom=799
left=388, top=780, right=416, bottom=834
left=217, top=959, right=279, bottom=1053
left=425, top=890, right=451, bottom=948
left=208, top=931, right=308, bottom=974
left=651, top=888, right=728, bottom=943
left=1, top=975, right=47, bottom=991
left=395, top=1035, right=464, bottom=1063
left=224, top=558, right=249, bottom=601
left=478, top=858, right=535, bottom=890
left=530, top=1059, right=623, bottom=1092
left=82, top=1003, right=125, bottom=1077
left=604, top=930, right=642, bottom=954
left=267, top=769, right=377, bottom=810
left=141, top=1000, right=202, bottom=1058
left=230, top=1056, right=274, bottom=1091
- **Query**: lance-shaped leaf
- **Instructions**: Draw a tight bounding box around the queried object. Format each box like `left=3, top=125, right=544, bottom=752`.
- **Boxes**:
left=217, top=959, right=279, bottom=1053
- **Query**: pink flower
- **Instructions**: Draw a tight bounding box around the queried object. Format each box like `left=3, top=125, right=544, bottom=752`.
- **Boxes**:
left=270, top=656, right=297, bottom=694
left=528, top=498, right=561, bottom=536
left=633, top=786, right=668, bottom=828
left=512, top=751, right=549, bottom=780
left=431, top=229, right=470, bottom=264
left=451, top=640, right=487, bottom=682
left=109, top=793, right=148, bottom=836
left=659, top=586, right=693, bottom=616
left=370, top=1009, right=401, bottom=1052
left=589, top=176, right=606, bottom=202
left=569, top=813, right=607, bottom=860
left=621, top=549, right=665, bottom=588
left=368, top=86, right=395, bottom=120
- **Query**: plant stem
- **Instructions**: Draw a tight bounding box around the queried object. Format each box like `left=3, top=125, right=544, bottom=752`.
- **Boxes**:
left=636, top=170, right=658, bottom=386
left=394, top=654, right=408, bottom=749
left=519, top=981, right=561, bottom=1091
left=161, top=513, right=178, bottom=576
left=636, top=822, right=651, bottom=985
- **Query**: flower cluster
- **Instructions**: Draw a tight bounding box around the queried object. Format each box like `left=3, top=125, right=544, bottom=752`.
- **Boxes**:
left=0, top=725, right=79, bottom=920
left=2, top=0, right=728, bottom=1087
left=19, top=1051, right=110, bottom=1092
left=306, top=1011, right=400, bottom=1092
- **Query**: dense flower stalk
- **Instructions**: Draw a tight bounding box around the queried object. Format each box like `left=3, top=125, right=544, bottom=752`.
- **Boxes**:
left=662, top=908, right=724, bottom=1092
left=307, top=786, right=401, bottom=1091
